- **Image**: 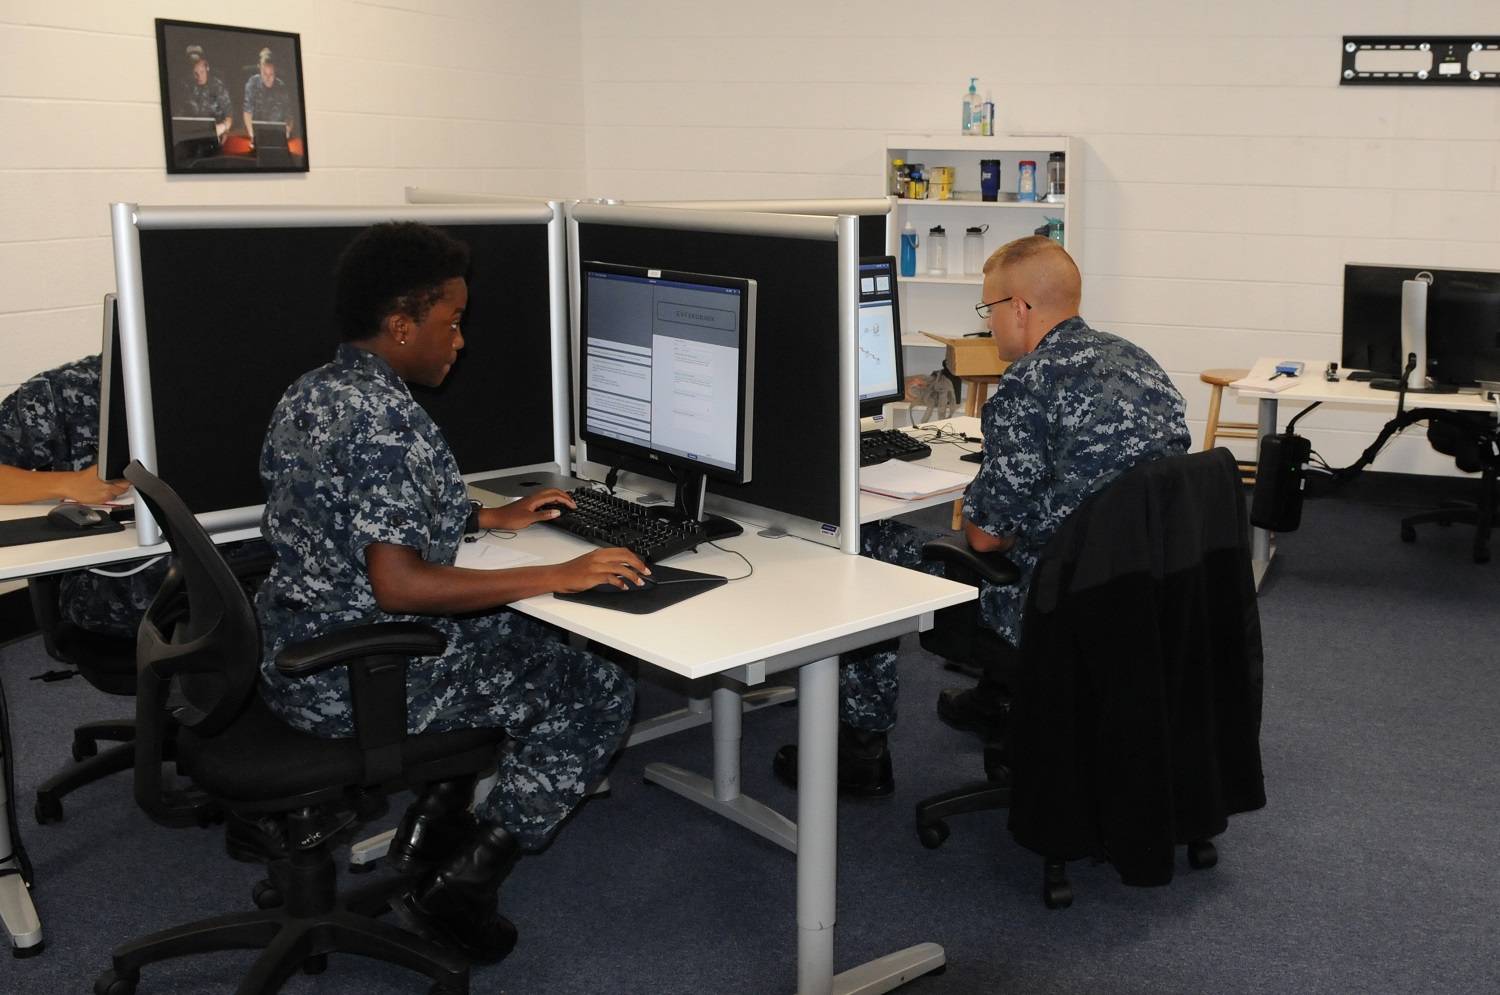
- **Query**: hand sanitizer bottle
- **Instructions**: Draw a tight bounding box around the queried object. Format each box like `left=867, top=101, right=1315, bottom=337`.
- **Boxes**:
left=962, top=78, right=980, bottom=135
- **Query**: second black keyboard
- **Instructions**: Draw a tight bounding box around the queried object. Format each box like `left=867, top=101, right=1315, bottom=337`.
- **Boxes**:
left=860, top=429, right=933, bottom=467
left=538, top=487, right=708, bottom=562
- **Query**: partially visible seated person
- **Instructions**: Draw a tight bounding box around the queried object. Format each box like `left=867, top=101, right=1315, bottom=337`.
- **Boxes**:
left=253, top=221, right=642, bottom=967
left=775, top=235, right=1191, bottom=796
left=0, top=354, right=161, bottom=638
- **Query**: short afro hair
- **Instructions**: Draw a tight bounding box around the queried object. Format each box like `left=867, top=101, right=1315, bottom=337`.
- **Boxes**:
left=333, top=222, right=471, bottom=342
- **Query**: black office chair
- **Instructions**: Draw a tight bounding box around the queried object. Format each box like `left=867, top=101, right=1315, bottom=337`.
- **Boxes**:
left=95, top=461, right=503, bottom=995
left=30, top=545, right=272, bottom=824
left=1399, top=411, right=1500, bottom=564
left=914, top=448, right=1266, bottom=909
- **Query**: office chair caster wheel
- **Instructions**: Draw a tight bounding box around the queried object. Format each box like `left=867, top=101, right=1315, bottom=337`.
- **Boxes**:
left=917, top=820, right=949, bottom=849
left=348, top=859, right=378, bottom=874
left=72, top=735, right=99, bottom=761
left=1400, top=523, right=1416, bottom=543
left=1187, top=841, right=1217, bottom=870
left=35, top=794, right=63, bottom=824
left=1042, top=880, right=1073, bottom=909
left=251, top=879, right=283, bottom=909
left=302, top=953, right=327, bottom=975
left=429, top=984, right=467, bottom=995
left=1042, top=858, right=1072, bottom=909
left=95, top=968, right=138, bottom=995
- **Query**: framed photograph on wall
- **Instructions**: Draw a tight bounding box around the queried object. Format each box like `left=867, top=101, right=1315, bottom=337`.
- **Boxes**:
left=154, top=19, right=309, bottom=174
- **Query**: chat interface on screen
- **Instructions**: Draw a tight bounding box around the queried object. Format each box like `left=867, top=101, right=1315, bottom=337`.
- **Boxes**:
left=584, top=270, right=743, bottom=472
left=858, top=261, right=900, bottom=403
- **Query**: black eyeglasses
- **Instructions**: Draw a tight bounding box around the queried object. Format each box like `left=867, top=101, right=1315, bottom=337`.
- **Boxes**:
left=975, top=296, right=1031, bottom=319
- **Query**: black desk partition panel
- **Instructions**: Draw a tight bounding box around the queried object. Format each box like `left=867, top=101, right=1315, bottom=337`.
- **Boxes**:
left=127, top=218, right=557, bottom=523
left=574, top=221, right=843, bottom=533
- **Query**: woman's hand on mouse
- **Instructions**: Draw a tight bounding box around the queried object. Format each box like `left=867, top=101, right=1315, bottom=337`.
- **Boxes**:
left=554, top=547, right=651, bottom=593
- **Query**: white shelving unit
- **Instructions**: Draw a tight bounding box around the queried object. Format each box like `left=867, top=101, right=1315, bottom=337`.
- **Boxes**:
left=885, top=133, right=1084, bottom=357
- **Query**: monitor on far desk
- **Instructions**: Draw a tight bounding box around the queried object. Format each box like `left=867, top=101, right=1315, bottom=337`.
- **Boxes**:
left=1341, top=263, right=1500, bottom=390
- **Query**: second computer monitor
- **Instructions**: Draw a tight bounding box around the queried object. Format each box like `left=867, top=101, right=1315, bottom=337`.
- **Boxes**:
left=857, top=255, right=905, bottom=419
left=578, top=261, right=757, bottom=519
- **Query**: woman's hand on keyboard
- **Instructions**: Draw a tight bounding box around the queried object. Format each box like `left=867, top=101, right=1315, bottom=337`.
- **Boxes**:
left=481, top=488, right=578, bottom=531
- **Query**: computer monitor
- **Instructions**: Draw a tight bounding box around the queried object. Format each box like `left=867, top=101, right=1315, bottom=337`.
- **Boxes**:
left=98, top=293, right=131, bottom=482
left=1425, top=269, right=1500, bottom=386
left=856, top=256, right=905, bottom=419
left=578, top=260, right=756, bottom=536
left=1342, top=263, right=1500, bottom=386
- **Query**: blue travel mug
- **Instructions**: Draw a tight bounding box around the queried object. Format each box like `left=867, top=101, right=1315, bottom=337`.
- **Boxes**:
left=899, top=226, right=919, bottom=277
left=979, top=159, right=1001, bottom=202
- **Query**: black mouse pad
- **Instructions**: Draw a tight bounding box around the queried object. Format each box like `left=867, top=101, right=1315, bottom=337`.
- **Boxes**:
left=0, top=514, right=125, bottom=548
left=554, top=563, right=727, bottom=615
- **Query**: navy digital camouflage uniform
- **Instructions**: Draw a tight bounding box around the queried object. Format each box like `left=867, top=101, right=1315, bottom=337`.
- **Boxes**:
left=842, top=317, right=1189, bottom=731
left=0, top=356, right=165, bottom=638
left=242, top=74, right=296, bottom=128
left=255, top=344, right=634, bottom=850
left=178, top=74, right=233, bottom=122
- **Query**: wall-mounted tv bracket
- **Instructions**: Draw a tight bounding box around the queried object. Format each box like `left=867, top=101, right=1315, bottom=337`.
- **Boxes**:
left=1341, top=37, right=1500, bottom=85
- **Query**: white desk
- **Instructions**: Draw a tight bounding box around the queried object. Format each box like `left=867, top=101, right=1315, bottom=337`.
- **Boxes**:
left=1234, top=357, right=1499, bottom=585
left=858, top=416, right=983, bottom=524
left=485, top=520, right=975, bottom=995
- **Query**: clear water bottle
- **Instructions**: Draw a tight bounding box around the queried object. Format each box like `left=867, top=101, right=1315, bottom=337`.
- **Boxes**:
left=927, top=226, right=947, bottom=275
left=963, top=224, right=988, bottom=276
left=899, top=222, right=919, bottom=277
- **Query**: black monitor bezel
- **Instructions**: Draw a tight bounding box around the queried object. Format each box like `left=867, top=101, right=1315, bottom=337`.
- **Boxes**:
left=577, top=260, right=756, bottom=486
left=855, top=255, right=905, bottom=419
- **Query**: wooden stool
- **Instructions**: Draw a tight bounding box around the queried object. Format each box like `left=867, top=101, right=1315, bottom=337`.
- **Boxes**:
left=960, top=375, right=1001, bottom=418
left=1199, top=368, right=1257, bottom=484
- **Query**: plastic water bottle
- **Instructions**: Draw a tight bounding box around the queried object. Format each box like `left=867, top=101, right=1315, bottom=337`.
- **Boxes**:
left=899, top=222, right=919, bottom=277
left=927, top=226, right=947, bottom=275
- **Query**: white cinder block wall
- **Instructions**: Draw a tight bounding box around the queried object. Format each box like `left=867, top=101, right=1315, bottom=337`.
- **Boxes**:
left=581, top=1, right=1500, bottom=475
left=5, top=1, right=1498, bottom=477
left=0, top=0, right=585, bottom=392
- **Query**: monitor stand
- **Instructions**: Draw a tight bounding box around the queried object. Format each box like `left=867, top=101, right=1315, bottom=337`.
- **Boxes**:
left=678, top=472, right=743, bottom=541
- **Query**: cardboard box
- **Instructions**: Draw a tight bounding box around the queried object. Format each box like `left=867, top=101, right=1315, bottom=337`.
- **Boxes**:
left=921, top=332, right=1008, bottom=377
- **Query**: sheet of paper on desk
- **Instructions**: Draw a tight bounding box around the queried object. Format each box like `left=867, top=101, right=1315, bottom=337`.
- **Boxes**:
left=454, top=539, right=541, bottom=570
left=860, top=461, right=972, bottom=501
left=1230, top=374, right=1302, bottom=394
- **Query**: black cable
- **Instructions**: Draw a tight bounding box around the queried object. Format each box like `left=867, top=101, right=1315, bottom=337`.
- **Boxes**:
left=1284, top=401, right=1321, bottom=435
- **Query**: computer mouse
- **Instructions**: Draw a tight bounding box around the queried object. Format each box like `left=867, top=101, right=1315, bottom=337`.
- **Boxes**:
left=586, top=574, right=658, bottom=595
left=46, top=503, right=111, bottom=531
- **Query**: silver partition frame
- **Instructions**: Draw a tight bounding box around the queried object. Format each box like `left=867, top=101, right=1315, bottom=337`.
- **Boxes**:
left=109, top=201, right=571, bottom=547
left=567, top=203, right=863, bottom=553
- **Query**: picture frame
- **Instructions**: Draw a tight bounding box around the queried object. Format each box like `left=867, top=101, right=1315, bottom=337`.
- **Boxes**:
left=154, top=18, right=309, bottom=175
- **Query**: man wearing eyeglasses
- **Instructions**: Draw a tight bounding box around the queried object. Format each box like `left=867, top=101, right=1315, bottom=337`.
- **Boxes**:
left=939, top=234, right=1189, bottom=742
left=773, top=235, right=1188, bottom=798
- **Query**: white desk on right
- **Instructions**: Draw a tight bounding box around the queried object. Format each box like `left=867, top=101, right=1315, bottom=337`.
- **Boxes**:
left=1233, top=357, right=1499, bottom=585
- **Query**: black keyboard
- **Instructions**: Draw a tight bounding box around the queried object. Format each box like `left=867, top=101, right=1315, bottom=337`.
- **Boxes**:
left=860, top=429, right=933, bottom=467
left=538, top=487, right=708, bottom=563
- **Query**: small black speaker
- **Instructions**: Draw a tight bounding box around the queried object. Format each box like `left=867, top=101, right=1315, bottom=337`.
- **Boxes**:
left=1250, top=433, right=1312, bottom=532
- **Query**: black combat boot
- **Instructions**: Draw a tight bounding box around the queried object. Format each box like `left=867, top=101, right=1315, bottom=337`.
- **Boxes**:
left=389, top=823, right=521, bottom=965
left=387, top=775, right=479, bottom=874
left=771, top=724, right=894, bottom=798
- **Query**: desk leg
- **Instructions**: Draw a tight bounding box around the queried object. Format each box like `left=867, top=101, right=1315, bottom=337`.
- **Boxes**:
left=643, top=676, right=798, bottom=852
left=0, top=730, right=43, bottom=955
left=1249, top=396, right=1278, bottom=591
left=795, top=655, right=944, bottom=995
left=626, top=683, right=797, bottom=748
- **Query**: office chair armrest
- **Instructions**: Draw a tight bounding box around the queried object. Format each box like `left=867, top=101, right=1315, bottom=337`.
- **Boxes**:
left=274, top=621, right=448, bottom=678
left=921, top=534, right=1021, bottom=587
